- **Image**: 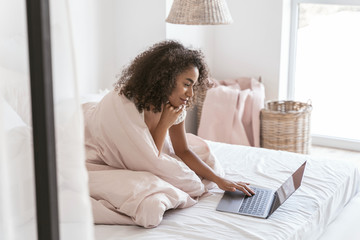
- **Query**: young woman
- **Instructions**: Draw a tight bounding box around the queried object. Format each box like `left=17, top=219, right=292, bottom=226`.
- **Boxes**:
left=114, top=40, right=254, bottom=196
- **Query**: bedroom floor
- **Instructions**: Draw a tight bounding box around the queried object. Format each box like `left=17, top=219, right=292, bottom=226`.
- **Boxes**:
left=310, top=145, right=360, bottom=169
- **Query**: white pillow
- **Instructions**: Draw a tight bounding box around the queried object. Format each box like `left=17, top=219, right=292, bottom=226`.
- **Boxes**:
left=80, top=89, right=110, bottom=104
left=0, top=65, right=31, bottom=125
left=1, top=97, right=33, bottom=225
left=1, top=98, right=26, bottom=131
left=0, top=0, right=28, bottom=74
left=5, top=125, right=35, bottom=226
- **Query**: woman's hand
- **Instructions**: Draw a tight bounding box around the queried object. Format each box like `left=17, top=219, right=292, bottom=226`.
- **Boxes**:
left=159, top=102, right=184, bottom=129
left=215, top=177, right=255, bottom=196
left=148, top=102, right=184, bottom=155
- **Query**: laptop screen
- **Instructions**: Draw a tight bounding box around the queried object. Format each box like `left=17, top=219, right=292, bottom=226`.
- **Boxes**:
left=268, top=161, right=307, bottom=216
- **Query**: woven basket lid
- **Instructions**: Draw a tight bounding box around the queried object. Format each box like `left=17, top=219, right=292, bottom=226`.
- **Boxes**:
left=166, top=0, right=233, bottom=25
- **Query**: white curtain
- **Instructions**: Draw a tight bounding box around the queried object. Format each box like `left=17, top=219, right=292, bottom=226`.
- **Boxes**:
left=0, top=0, right=94, bottom=239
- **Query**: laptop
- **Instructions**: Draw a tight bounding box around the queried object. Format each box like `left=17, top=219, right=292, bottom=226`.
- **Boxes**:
left=216, top=161, right=307, bottom=219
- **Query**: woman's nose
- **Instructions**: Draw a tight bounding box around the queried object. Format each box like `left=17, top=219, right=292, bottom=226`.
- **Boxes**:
left=186, top=87, right=194, bottom=97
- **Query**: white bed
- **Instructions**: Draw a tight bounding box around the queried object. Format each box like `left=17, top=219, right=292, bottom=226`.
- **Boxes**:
left=93, top=140, right=360, bottom=240
left=2, top=71, right=359, bottom=239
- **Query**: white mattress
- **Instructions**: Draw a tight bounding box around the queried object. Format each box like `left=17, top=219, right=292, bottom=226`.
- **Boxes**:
left=94, top=141, right=360, bottom=240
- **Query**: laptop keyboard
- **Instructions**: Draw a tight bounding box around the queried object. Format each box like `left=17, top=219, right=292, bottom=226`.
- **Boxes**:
left=238, top=187, right=272, bottom=216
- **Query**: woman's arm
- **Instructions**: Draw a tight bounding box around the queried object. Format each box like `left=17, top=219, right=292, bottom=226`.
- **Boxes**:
left=169, top=121, right=255, bottom=196
left=148, top=103, right=184, bottom=154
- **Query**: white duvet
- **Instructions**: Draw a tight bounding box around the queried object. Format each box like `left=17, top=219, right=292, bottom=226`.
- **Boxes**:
left=94, top=141, right=360, bottom=240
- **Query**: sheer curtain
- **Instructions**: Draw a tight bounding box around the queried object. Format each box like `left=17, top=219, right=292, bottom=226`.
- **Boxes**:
left=0, top=0, right=94, bottom=239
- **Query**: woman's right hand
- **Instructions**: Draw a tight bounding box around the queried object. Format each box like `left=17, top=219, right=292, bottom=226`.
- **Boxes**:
left=159, top=102, right=184, bottom=129
left=215, top=177, right=255, bottom=197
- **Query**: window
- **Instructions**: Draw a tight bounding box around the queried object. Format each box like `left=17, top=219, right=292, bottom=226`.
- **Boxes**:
left=288, top=0, right=360, bottom=151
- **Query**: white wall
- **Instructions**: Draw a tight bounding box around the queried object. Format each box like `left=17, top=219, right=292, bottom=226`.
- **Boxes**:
left=0, top=0, right=290, bottom=100
left=0, top=0, right=290, bottom=132
left=212, top=0, right=289, bottom=101
left=166, top=0, right=290, bottom=101
left=165, top=0, right=290, bottom=101
left=68, top=0, right=99, bottom=96
left=97, top=0, right=291, bottom=133
left=0, top=0, right=28, bottom=73
left=163, top=0, right=291, bottom=132
left=78, top=0, right=291, bottom=100
left=95, top=0, right=167, bottom=90
left=165, top=24, right=215, bottom=72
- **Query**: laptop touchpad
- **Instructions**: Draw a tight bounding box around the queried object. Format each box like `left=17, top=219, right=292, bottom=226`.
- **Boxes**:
left=216, top=190, right=245, bottom=212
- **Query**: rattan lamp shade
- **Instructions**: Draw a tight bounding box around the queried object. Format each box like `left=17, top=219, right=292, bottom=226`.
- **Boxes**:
left=166, top=0, right=233, bottom=25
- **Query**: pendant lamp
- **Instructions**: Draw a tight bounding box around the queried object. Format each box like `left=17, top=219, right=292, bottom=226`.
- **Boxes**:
left=166, top=0, right=233, bottom=25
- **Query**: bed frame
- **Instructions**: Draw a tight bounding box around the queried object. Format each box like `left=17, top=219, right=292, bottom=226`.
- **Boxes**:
left=26, top=0, right=59, bottom=239
left=24, top=1, right=360, bottom=240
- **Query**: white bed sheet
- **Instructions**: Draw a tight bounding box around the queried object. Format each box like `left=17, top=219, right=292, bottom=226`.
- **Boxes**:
left=94, top=141, right=360, bottom=240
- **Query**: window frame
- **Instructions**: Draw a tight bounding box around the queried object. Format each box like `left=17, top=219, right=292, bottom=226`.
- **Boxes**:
left=288, top=0, right=360, bottom=151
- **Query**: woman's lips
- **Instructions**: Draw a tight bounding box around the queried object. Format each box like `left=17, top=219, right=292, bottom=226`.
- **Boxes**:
left=180, top=98, right=187, bottom=104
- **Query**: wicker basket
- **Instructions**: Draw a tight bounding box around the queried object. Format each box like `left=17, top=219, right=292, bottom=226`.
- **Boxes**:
left=260, top=100, right=312, bottom=154
left=195, top=90, right=207, bottom=129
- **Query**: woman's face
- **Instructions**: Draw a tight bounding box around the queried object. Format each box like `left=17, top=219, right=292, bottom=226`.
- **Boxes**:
left=168, top=66, right=199, bottom=108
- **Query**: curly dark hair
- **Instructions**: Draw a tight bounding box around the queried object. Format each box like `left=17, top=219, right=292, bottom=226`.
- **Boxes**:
left=114, top=40, right=213, bottom=113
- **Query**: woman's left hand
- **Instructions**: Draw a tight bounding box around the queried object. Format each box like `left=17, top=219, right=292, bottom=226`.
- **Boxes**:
left=215, top=177, right=255, bottom=196
left=158, top=102, right=184, bottom=129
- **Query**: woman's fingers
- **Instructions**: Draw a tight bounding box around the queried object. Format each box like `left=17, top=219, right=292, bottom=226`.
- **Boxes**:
left=161, top=103, right=183, bottom=126
left=216, top=178, right=255, bottom=197
left=235, top=182, right=255, bottom=196
left=165, top=103, right=183, bottom=118
left=237, top=185, right=252, bottom=196
left=225, top=186, right=236, bottom=192
left=239, top=182, right=255, bottom=192
left=166, top=103, right=184, bottom=113
left=176, top=104, right=184, bottom=112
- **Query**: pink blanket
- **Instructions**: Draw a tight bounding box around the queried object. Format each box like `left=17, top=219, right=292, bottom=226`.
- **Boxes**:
left=198, top=77, right=265, bottom=147
left=83, top=91, right=223, bottom=228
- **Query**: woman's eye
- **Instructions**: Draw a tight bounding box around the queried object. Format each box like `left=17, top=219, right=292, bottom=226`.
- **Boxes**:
left=184, top=83, right=190, bottom=87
